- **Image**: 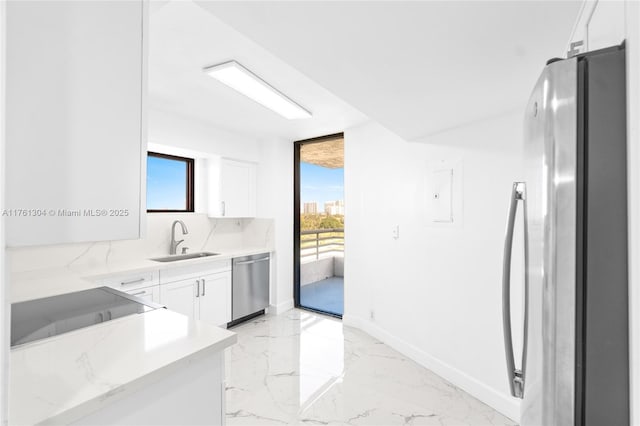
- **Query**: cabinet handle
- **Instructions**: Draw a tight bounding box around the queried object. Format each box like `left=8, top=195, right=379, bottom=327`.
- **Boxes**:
left=221, top=201, right=226, bottom=216
left=121, top=277, right=146, bottom=286
left=130, top=290, right=147, bottom=296
left=202, top=278, right=206, bottom=296
left=107, top=310, right=112, bottom=321
left=97, top=312, right=104, bottom=323
left=196, top=279, right=200, bottom=298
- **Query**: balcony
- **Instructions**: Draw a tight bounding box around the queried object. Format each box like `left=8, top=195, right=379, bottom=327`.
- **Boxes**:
left=300, top=228, right=344, bottom=316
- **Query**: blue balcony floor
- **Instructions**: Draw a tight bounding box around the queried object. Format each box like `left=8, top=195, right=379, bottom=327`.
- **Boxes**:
left=300, top=276, right=344, bottom=316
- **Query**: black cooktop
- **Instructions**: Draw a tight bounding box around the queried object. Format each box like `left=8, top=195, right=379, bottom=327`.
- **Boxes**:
left=11, top=286, right=163, bottom=347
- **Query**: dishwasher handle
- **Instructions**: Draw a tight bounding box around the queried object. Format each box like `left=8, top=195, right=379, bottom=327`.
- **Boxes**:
left=234, top=257, right=270, bottom=266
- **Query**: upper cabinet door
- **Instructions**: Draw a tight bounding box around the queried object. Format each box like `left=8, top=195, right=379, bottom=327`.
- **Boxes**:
left=5, top=1, right=147, bottom=246
left=209, top=158, right=257, bottom=218
left=221, top=159, right=256, bottom=218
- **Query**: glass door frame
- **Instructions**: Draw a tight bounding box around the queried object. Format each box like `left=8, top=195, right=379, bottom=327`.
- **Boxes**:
left=293, top=133, right=344, bottom=318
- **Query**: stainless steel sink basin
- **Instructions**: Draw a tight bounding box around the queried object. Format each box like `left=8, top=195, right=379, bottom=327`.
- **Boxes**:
left=150, top=252, right=220, bottom=263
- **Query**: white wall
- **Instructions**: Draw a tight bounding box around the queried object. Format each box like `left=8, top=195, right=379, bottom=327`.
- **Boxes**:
left=256, top=138, right=294, bottom=313
left=343, top=112, right=524, bottom=422
left=148, top=107, right=262, bottom=163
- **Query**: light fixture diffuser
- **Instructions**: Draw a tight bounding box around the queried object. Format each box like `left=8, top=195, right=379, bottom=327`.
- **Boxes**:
left=203, top=61, right=311, bottom=120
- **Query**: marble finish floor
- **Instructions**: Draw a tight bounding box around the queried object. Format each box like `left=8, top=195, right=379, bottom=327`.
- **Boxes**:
left=225, top=310, right=516, bottom=425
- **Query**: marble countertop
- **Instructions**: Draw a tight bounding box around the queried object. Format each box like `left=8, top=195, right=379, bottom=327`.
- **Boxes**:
left=8, top=247, right=264, bottom=423
left=10, top=308, right=237, bottom=425
left=10, top=247, right=272, bottom=303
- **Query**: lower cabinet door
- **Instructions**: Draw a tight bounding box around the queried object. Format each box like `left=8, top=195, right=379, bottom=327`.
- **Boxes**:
left=160, top=279, right=198, bottom=321
left=198, top=271, right=231, bottom=327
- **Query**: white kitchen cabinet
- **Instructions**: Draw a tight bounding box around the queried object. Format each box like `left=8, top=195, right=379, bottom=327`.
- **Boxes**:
left=160, top=274, right=231, bottom=327
left=159, top=261, right=232, bottom=327
left=100, top=270, right=160, bottom=304
left=160, top=259, right=231, bottom=282
left=5, top=0, right=147, bottom=246
left=160, top=279, right=199, bottom=321
left=101, top=270, right=159, bottom=291
left=209, top=158, right=257, bottom=218
left=198, top=272, right=232, bottom=327
left=126, top=285, right=161, bottom=305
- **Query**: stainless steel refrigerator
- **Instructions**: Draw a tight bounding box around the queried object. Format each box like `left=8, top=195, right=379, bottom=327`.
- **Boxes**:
left=502, top=43, right=629, bottom=426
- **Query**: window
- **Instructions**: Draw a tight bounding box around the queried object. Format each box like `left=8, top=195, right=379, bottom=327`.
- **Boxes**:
left=147, top=152, right=194, bottom=212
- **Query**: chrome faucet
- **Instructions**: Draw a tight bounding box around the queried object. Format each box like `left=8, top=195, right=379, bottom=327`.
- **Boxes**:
left=170, top=220, right=188, bottom=255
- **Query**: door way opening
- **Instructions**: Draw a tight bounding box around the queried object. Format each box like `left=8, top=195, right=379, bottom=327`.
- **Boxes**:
left=294, top=134, right=344, bottom=317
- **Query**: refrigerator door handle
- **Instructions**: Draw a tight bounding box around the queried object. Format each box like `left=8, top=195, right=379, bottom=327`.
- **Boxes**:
left=502, top=181, right=527, bottom=399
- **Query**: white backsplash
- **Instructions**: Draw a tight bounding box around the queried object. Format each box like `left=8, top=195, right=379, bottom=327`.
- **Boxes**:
left=8, top=214, right=274, bottom=273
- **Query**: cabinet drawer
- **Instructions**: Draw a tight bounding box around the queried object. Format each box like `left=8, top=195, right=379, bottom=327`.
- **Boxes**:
left=160, top=260, right=231, bottom=284
left=124, top=284, right=161, bottom=304
left=102, top=270, right=159, bottom=292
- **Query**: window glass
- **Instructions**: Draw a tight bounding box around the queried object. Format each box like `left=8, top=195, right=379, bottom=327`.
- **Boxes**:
left=147, top=152, right=194, bottom=212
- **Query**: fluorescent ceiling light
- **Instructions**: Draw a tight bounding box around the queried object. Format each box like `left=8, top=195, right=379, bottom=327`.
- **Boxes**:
left=203, top=61, right=312, bottom=120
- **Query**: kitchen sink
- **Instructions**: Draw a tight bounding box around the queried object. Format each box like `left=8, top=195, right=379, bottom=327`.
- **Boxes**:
left=150, top=252, right=220, bottom=262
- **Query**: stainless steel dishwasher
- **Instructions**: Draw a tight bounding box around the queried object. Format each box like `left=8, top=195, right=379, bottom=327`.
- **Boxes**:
left=231, top=253, right=270, bottom=324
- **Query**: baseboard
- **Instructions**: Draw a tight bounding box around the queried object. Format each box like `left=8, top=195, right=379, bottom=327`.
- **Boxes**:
left=342, top=314, right=520, bottom=423
left=269, top=299, right=294, bottom=315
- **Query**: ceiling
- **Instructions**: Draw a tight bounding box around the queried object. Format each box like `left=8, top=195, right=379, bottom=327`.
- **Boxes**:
left=150, top=1, right=582, bottom=143
left=300, top=136, right=344, bottom=169
left=148, top=1, right=369, bottom=142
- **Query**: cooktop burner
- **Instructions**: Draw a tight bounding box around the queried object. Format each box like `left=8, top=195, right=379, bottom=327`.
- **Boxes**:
left=11, top=286, right=163, bottom=347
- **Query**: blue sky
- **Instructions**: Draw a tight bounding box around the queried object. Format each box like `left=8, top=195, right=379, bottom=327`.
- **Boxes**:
left=300, top=162, right=344, bottom=207
left=147, top=156, right=187, bottom=210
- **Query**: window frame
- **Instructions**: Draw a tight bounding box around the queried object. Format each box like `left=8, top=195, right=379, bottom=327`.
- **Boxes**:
left=146, top=151, right=195, bottom=213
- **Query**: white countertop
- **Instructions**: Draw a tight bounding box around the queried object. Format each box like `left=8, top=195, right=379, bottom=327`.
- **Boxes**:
left=10, top=308, right=237, bottom=425
left=10, top=247, right=272, bottom=303
left=8, top=247, right=270, bottom=424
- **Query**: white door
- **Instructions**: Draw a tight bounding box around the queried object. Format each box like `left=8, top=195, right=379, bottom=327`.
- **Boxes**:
left=160, top=279, right=198, bottom=321
left=198, top=272, right=231, bottom=327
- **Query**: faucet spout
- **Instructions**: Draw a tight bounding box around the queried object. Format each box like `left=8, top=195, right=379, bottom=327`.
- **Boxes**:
left=170, top=220, right=189, bottom=255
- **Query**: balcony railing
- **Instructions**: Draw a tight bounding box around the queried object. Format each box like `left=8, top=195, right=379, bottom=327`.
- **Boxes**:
left=300, top=228, right=344, bottom=261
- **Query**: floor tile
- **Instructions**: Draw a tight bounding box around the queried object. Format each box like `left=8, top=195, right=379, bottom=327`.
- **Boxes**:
left=226, top=310, right=516, bottom=426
